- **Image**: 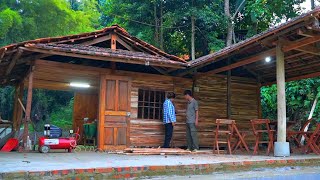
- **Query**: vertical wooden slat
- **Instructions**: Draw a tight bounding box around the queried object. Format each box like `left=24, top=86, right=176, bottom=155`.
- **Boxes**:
left=127, top=80, right=132, bottom=147
left=115, top=80, right=119, bottom=111
left=227, top=59, right=232, bottom=119
left=98, top=75, right=106, bottom=149
left=148, top=90, right=151, bottom=119
left=153, top=91, right=156, bottom=119
left=257, top=83, right=262, bottom=118
left=142, top=90, right=145, bottom=119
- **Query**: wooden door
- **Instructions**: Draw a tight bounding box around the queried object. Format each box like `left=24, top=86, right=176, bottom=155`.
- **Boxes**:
left=98, top=75, right=131, bottom=150
left=73, top=92, right=98, bottom=144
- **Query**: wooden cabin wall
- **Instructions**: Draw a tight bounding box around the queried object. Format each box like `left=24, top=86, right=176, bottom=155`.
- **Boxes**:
left=230, top=77, right=259, bottom=128
left=33, top=60, right=259, bottom=148
left=193, top=75, right=259, bottom=147
left=193, top=76, right=228, bottom=147
left=128, top=75, right=193, bottom=147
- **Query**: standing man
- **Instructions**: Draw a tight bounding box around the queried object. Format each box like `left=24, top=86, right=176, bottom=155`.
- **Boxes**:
left=162, top=92, right=176, bottom=148
left=184, top=90, right=199, bottom=151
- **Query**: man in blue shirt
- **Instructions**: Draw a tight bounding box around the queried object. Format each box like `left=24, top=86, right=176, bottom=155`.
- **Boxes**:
left=162, top=92, right=176, bottom=148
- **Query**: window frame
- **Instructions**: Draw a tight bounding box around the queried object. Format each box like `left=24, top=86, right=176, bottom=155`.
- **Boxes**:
left=137, top=89, right=165, bottom=120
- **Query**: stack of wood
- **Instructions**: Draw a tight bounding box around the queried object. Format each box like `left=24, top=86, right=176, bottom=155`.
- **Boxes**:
left=124, top=148, right=212, bottom=155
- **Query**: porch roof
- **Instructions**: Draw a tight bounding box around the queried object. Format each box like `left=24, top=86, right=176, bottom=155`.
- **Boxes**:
left=181, top=7, right=320, bottom=84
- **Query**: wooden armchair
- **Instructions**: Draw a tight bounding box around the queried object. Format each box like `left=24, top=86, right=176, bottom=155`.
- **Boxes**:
left=250, top=119, right=275, bottom=155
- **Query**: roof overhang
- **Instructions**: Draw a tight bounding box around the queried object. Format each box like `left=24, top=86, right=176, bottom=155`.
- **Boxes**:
left=178, top=8, right=320, bottom=85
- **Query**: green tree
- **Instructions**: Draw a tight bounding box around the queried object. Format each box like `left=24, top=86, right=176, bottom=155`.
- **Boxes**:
left=0, top=0, right=99, bottom=46
left=261, top=78, right=320, bottom=123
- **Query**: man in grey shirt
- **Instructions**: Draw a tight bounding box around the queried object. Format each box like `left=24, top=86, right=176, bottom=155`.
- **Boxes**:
left=184, top=90, right=199, bottom=151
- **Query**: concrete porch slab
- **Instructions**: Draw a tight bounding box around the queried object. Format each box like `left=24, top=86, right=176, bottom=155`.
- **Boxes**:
left=0, top=151, right=319, bottom=179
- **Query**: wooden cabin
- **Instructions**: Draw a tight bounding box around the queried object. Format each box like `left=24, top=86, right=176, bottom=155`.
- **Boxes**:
left=1, top=8, right=320, bottom=152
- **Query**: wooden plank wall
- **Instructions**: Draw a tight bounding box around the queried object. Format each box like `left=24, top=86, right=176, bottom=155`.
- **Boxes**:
left=230, top=77, right=259, bottom=129
left=193, top=76, right=228, bottom=147
left=33, top=60, right=259, bottom=148
left=129, top=75, right=177, bottom=147
left=192, top=76, right=259, bottom=147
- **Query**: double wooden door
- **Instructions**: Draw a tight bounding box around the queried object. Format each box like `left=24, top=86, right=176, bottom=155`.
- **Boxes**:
left=98, top=75, right=131, bottom=150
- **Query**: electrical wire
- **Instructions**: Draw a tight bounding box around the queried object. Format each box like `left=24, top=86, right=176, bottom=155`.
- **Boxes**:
left=109, top=13, right=190, bottom=29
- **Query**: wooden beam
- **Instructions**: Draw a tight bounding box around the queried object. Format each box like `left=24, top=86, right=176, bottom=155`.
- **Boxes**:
left=198, top=49, right=275, bottom=77
left=6, top=49, right=23, bottom=76
left=152, top=66, right=169, bottom=75
left=115, top=32, right=160, bottom=56
left=282, top=35, right=320, bottom=52
left=80, top=34, right=111, bottom=46
left=297, top=28, right=320, bottom=37
left=262, top=71, right=320, bottom=86
left=20, top=47, right=185, bottom=69
left=116, top=37, right=135, bottom=51
left=110, top=33, right=117, bottom=70
left=111, top=33, right=117, bottom=50
left=294, top=45, right=320, bottom=55
left=0, top=48, right=7, bottom=63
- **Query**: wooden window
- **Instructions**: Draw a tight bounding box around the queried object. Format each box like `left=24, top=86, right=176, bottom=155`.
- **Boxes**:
left=138, top=89, right=165, bottom=120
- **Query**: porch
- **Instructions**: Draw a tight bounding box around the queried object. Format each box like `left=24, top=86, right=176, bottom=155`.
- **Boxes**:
left=0, top=151, right=319, bottom=179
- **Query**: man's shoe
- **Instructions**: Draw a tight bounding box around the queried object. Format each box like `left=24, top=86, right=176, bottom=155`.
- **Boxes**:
left=192, top=149, right=199, bottom=152
left=186, top=149, right=192, bottom=151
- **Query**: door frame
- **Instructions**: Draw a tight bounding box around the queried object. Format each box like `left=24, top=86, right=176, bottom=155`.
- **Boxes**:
left=98, top=74, right=132, bottom=150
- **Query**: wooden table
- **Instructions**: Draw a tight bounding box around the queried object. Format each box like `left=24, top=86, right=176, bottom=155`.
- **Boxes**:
left=269, top=121, right=297, bottom=131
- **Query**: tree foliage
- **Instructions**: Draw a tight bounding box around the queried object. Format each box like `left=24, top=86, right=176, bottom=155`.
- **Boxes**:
left=0, top=0, right=100, bottom=46
left=0, top=0, right=319, bottom=128
left=261, top=78, right=320, bottom=122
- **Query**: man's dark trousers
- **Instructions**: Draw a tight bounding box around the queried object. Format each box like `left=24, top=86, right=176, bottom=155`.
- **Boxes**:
left=163, top=123, right=173, bottom=148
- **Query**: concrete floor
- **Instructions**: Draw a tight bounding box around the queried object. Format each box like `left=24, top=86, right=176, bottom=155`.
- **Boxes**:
left=0, top=151, right=319, bottom=173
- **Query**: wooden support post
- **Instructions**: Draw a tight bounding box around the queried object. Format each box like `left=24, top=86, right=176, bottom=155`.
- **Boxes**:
left=227, top=58, right=231, bottom=119
left=23, top=69, right=34, bottom=150
left=257, top=83, right=262, bottom=119
left=12, top=82, right=24, bottom=131
left=98, top=75, right=106, bottom=150
left=227, top=70, right=231, bottom=119
left=274, top=43, right=290, bottom=157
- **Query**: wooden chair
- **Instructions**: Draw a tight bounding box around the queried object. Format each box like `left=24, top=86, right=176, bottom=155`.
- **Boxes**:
left=287, top=118, right=313, bottom=149
left=301, top=123, right=320, bottom=155
left=214, top=119, right=234, bottom=155
left=250, top=119, right=275, bottom=155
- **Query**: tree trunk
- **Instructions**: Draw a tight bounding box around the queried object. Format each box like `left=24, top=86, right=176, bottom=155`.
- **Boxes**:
left=159, top=0, right=164, bottom=50
left=224, top=0, right=233, bottom=47
left=311, top=0, right=315, bottom=9
left=301, top=95, right=319, bottom=144
left=154, top=1, right=159, bottom=47
left=191, top=15, right=196, bottom=60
